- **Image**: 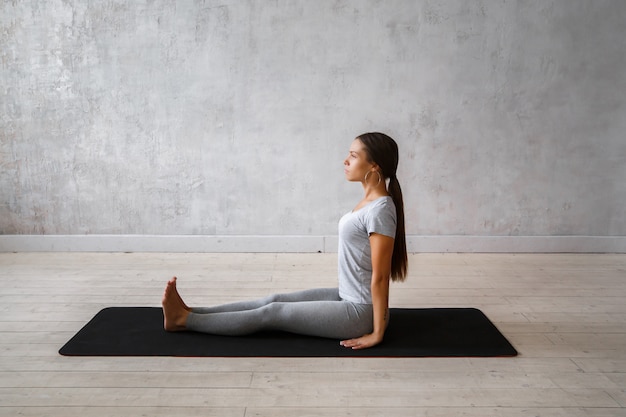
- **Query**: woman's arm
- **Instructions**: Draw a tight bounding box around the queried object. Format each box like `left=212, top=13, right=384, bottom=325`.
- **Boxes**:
left=340, top=233, right=394, bottom=350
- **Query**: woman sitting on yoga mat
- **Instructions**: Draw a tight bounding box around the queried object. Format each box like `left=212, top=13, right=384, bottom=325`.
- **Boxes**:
left=162, top=132, right=408, bottom=350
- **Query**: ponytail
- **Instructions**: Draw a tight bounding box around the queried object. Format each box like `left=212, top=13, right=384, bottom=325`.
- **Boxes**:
left=388, top=176, right=407, bottom=282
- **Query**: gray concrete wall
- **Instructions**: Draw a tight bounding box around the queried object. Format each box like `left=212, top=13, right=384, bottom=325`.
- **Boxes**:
left=2, top=1, right=625, bottom=240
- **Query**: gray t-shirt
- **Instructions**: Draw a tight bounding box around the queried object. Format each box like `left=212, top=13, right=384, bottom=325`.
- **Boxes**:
left=337, top=196, right=397, bottom=304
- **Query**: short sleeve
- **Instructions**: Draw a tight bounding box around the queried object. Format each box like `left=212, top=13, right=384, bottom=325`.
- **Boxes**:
left=365, top=199, right=397, bottom=238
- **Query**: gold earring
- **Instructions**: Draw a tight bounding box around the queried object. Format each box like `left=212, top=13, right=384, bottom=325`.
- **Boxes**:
left=364, top=171, right=382, bottom=186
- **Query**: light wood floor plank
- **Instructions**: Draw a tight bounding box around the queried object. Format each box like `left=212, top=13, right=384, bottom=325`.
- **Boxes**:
left=242, top=407, right=625, bottom=417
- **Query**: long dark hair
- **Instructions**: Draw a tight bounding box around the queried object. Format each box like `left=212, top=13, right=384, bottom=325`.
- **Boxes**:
left=357, top=132, right=408, bottom=282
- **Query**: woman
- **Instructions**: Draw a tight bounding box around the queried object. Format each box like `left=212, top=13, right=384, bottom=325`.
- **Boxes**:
left=162, top=132, right=407, bottom=349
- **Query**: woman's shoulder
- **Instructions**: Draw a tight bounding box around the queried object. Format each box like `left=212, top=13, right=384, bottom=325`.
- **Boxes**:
left=363, top=196, right=396, bottom=217
left=370, top=195, right=395, bottom=210
left=363, top=196, right=396, bottom=234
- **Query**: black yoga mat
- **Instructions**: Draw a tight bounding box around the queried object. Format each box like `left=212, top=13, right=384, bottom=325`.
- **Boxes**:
left=59, top=307, right=517, bottom=357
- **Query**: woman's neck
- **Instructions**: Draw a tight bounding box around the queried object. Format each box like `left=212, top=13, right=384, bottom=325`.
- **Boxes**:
left=362, top=183, right=389, bottom=201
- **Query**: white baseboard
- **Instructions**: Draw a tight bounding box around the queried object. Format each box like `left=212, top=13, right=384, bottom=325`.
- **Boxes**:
left=1, top=234, right=625, bottom=253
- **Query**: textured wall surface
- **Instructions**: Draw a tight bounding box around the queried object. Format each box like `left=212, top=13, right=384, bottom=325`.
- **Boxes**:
left=2, top=0, right=625, bottom=237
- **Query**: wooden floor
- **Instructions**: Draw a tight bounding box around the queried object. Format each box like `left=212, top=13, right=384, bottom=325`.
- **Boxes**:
left=0, top=252, right=625, bottom=416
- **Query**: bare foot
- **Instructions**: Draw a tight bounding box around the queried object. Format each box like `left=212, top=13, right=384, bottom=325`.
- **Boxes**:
left=170, top=277, right=191, bottom=312
left=162, top=277, right=190, bottom=331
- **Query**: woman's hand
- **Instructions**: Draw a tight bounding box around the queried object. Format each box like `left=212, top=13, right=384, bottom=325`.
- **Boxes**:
left=340, top=333, right=383, bottom=350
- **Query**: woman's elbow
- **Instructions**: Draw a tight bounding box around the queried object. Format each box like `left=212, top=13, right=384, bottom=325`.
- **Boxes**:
left=371, top=273, right=390, bottom=289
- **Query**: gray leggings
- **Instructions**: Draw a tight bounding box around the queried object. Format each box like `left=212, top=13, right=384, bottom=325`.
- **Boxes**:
left=186, top=288, right=373, bottom=339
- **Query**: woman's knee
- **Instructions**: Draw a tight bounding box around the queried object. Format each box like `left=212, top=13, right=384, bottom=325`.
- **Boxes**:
left=264, top=290, right=313, bottom=303
left=265, top=293, right=288, bottom=303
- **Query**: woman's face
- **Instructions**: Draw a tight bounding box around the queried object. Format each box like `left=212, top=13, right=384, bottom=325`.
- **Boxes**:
left=344, top=139, right=375, bottom=182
